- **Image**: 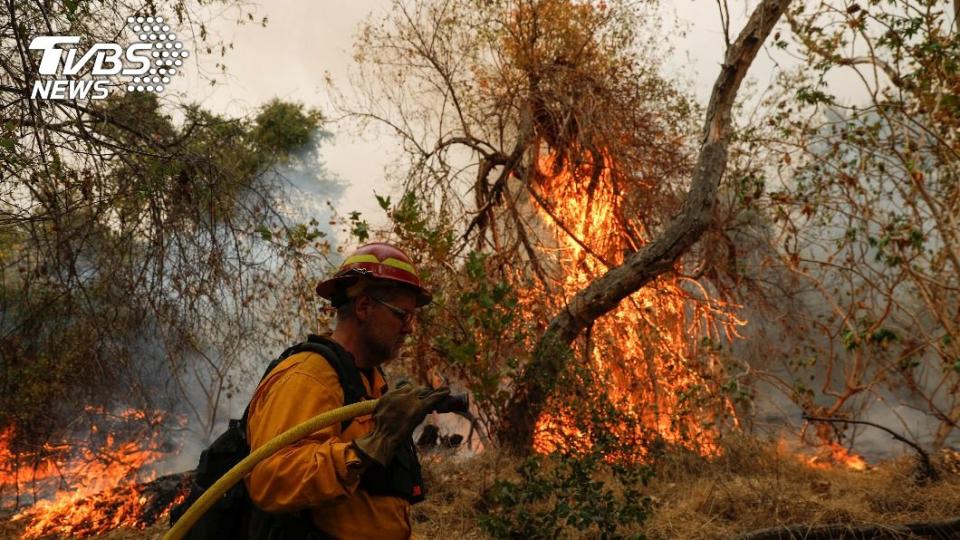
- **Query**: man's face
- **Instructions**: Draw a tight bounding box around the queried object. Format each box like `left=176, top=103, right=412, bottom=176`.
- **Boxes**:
left=357, top=288, right=417, bottom=365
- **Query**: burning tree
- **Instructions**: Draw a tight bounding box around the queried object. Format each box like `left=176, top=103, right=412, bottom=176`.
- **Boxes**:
left=346, top=0, right=791, bottom=453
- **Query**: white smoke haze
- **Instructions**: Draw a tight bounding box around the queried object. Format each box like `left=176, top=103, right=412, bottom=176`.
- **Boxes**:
left=94, top=128, right=351, bottom=483
left=735, top=270, right=960, bottom=460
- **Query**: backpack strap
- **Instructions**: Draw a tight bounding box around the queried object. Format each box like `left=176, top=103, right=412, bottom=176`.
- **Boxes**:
left=238, top=335, right=425, bottom=505
left=240, top=335, right=383, bottom=435
left=300, top=334, right=371, bottom=409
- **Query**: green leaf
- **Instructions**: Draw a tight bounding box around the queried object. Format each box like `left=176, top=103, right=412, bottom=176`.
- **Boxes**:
left=350, top=218, right=369, bottom=242
left=868, top=327, right=898, bottom=346
left=841, top=328, right=859, bottom=351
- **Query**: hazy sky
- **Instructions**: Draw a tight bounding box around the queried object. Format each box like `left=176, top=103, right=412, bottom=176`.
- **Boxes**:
left=177, top=1, right=785, bottom=229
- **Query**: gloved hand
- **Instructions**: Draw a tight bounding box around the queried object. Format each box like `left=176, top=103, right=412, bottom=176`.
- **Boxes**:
left=353, top=383, right=450, bottom=467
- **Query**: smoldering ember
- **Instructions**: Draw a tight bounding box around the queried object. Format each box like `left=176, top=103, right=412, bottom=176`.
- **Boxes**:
left=1, top=1, right=960, bottom=539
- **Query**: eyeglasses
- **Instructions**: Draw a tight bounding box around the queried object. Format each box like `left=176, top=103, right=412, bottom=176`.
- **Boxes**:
left=370, top=296, right=416, bottom=325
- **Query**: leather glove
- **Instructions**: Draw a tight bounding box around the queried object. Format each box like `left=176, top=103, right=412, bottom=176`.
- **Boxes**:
left=353, top=383, right=450, bottom=467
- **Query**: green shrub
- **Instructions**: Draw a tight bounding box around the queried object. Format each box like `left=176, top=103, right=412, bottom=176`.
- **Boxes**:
left=478, top=452, right=652, bottom=539
left=478, top=362, right=654, bottom=539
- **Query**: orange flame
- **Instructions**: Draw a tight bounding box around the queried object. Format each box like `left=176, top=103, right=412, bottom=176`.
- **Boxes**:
left=806, top=441, right=868, bottom=472
left=2, top=408, right=184, bottom=538
left=526, top=149, right=744, bottom=458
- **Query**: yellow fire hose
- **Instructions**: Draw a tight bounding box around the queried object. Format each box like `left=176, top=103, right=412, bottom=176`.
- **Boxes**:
left=164, top=400, right=378, bottom=540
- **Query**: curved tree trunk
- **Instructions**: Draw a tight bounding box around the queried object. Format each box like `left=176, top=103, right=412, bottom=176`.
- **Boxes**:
left=499, top=0, right=795, bottom=449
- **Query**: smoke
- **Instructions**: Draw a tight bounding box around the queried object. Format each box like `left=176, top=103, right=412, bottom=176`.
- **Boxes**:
left=735, top=274, right=960, bottom=461
left=265, top=130, right=347, bottom=228
left=136, top=129, right=349, bottom=475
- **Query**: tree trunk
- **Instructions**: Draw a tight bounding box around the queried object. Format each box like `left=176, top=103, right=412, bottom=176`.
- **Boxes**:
left=499, top=0, right=795, bottom=449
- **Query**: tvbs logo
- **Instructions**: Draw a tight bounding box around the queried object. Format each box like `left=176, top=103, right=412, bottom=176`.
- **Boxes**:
left=30, top=15, right=189, bottom=100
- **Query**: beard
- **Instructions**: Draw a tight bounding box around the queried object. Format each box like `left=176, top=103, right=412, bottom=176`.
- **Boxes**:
left=361, top=326, right=401, bottom=364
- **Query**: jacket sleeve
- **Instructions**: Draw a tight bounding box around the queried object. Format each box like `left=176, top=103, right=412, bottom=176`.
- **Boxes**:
left=244, top=356, right=365, bottom=512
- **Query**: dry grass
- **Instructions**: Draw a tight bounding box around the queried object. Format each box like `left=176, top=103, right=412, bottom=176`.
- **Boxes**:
left=411, top=449, right=510, bottom=539
left=411, top=438, right=960, bottom=540
left=642, top=436, right=960, bottom=539
left=2, top=438, right=958, bottom=539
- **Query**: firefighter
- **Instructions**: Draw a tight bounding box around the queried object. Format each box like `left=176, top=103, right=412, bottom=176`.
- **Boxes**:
left=244, top=242, right=447, bottom=539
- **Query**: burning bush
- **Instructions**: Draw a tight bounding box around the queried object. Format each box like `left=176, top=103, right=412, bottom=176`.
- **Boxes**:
left=0, top=407, right=185, bottom=538
left=379, top=145, right=747, bottom=459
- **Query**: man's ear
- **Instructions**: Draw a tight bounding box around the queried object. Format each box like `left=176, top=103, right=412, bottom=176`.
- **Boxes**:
left=353, top=295, right=372, bottom=321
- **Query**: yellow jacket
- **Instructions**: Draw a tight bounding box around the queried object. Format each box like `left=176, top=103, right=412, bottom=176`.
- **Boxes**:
left=244, top=348, right=412, bottom=540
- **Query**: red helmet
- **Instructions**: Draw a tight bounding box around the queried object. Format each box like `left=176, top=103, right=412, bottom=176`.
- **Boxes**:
left=316, top=242, right=432, bottom=306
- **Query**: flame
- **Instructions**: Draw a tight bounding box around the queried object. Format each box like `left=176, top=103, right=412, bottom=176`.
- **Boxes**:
left=777, top=436, right=869, bottom=472
left=525, top=149, right=745, bottom=458
left=806, top=441, right=868, bottom=472
left=1, top=407, right=184, bottom=538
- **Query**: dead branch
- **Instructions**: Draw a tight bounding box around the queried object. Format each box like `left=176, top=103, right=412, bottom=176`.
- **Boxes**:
left=734, top=517, right=960, bottom=540
left=803, top=414, right=939, bottom=482
left=500, top=0, right=794, bottom=448
left=503, top=182, right=552, bottom=291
